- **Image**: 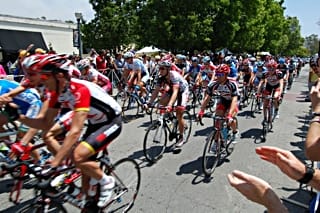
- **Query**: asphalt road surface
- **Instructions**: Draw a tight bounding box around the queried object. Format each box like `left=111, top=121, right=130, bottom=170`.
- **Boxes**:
left=0, top=65, right=314, bottom=213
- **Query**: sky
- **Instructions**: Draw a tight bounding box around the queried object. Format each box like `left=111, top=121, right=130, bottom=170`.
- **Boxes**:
left=0, top=0, right=319, bottom=37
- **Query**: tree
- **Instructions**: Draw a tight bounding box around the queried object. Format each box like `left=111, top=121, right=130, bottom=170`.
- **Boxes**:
left=304, top=34, right=319, bottom=55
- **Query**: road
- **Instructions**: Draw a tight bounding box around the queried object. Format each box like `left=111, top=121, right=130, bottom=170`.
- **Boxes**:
left=0, top=65, right=314, bottom=213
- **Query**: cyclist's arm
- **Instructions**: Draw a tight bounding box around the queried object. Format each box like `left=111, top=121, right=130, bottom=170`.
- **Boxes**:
left=167, top=85, right=179, bottom=107
left=136, top=69, right=142, bottom=83
left=279, top=79, right=284, bottom=94
left=0, top=85, right=26, bottom=104
left=20, top=128, right=39, bottom=146
left=19, top=100, right=59, bottom=130
left=200, top=93, right=211, bottom=112
left=149, top=85, right=160, bottom=104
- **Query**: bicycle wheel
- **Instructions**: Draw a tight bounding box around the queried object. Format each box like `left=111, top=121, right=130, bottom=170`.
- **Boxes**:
left=202, top=131, right=221, bottom=176
left=208, top=97, right=217, bottom=113
left=179, top=110, right=192, bottom=143
left=105, top=158, right=141, bottom=213
left=143, top=122, right=167, bottom=163
left=250, top=97, right=259, bottom=117
left=122, top=95, right=141, bottom=122
left=17, top=200, right=67, bottom=213
left=261, top=121, right=267, bottom=142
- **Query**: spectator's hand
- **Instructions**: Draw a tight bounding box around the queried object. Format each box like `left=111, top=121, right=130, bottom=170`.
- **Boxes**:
left=227, top=170, right=287, bottom=212
left=310, top=79, right=320, bottom=112
left=255, top=146, right=305, bottom=181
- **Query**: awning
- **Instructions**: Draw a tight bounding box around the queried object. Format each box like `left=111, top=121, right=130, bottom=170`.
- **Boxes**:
left=0, top=29, right=48, bottom=53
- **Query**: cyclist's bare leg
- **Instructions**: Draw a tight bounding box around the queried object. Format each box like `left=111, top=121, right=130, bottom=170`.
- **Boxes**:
left=176, top=109, right=185, bottom=136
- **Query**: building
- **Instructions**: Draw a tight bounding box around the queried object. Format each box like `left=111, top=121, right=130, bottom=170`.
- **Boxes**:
left=0, top=14, right=78, bottom=66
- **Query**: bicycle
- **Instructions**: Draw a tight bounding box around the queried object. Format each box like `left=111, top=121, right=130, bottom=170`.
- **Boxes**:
left=116, top=85, right=148, bottom=122
left=143, top=106, right=192, bottom=163
left=5, top=147, right=141, bottom=213
left=198, top=114, right=237, bottom=177
left=261, top=91, right=276, bottom=142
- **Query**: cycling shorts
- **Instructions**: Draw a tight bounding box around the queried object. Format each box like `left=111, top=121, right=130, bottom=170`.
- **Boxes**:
left=163, top=88, right=189, bottom=109
left=216, top=98, right=239, bottom=113
left=264, top=83, right=280, bottom=95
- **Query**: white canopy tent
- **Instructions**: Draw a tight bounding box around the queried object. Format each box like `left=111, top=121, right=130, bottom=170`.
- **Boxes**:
left=136, top=46, right=162, bottom=55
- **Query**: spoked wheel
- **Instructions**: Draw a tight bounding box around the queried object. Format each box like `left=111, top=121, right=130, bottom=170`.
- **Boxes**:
left=105, top=158, right=141, bottom=213
left=250, top=97, right=259, bottom=117
left=143, top=122, right=167, bottom=163
left=202, top=131, right=221, bottom=176
left=148, top=101, right=160, bottom=123
left=261, top=122, right=267, bottom=142
left=17, top=201, right=67, bottom=213
left=122, top=95, right=142, bottom=122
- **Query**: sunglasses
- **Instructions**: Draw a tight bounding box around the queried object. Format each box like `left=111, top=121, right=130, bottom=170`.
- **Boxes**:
left=215, top=73, right=225, bottom=77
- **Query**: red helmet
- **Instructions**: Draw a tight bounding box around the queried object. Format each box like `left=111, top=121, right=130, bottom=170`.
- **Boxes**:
left=22, top=54, right=70, bottom=73
left=216, top=64, right=230, bottom=74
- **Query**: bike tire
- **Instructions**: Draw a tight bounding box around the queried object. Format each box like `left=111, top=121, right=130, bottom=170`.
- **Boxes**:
left=149, top=100, right=160, bottom=123
left=250, top=97, right=258, bottom=117
left=261, top=122, right=267, bottom=141
left=143, top=122, right=167, bottom=163
left=202, top=131, right=221, bottom=176
left=17, top=200, right=67, bottom=213
left=208, top=97, right=217, bottom=113
left=104, top=158, right=141, bottom=213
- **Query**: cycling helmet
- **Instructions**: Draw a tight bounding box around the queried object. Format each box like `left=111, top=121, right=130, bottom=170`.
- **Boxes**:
left=158, top=60, right=171, bottom=67
left=278, top=58, right=285, bottom=65
left=162, top=54, right=172, bottom=62
left=123, top=51, right=134, bottom=59
left=176, top=54, right=186, bottom=61
left=191, top=57, right=199, bottom=63
left=249, top=57, right=256, bottom=62
left=76, top=59, right=91, bottom=71
left=202, top=56, right=211, bottom=63
left=23, top=54, right=70, bottom=74
left=216, top=64, right=230, bottom=74
left=257, top=61, right=264, bottom=67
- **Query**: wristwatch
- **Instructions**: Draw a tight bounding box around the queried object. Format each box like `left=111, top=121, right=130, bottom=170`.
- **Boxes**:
left=297, top=165, right=315, bottom=184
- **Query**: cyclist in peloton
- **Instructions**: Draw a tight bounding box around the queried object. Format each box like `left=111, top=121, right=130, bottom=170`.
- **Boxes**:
left=19, top=54, right=123, bottom=208
left=184, top=57, right=201, bottom=84
left=123, top=51, right=150, bottom=103
left=195, top=56, right=216, bottom=89
left=76, top=58, right=112, bottom=95
left=198, top=64, right=240, bottom=143
left=145, top=59, right=189, bottom=148
left=257, top=61, right=284, bottom=121
left=277, top=58, right=288, bottom=94
left=239, top=59, right=255, bottom=106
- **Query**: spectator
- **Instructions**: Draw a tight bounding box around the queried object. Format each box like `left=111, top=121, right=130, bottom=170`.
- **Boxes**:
left=0, top=62, right=7, bottom=77
left=96, top=49, right=106, bottom=73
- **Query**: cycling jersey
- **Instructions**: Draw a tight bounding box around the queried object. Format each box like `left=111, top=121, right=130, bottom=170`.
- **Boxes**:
left=124, top=58, right=149, bottom=77
left=200, top=64, right=216, bottom=81
left=253, top=67, right=267, bottom=86
left=48, top=78, right=121, bottom=125
left=0, top=79, right=41, bottom=117
left=262, top=70, right=283, bottom=87
left=80, top=68, right=111, bottom=92
left=186, top=64, right=201, bottom=79
left=207, top=79, right=239, bottom=101
left=156, top=71, right=188, bottom=93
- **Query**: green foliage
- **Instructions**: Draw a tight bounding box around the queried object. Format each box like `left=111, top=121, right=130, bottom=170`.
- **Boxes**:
left=304, top=34, right=319, bottom=55
left=82, top=0, right=306, bottom=55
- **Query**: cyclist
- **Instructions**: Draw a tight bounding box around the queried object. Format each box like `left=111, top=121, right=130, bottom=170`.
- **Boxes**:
left=195, top=56, right=216, bottom=88
left=287, top=59, right=296, bottom=90
left=123, top=51, right=150, bottom=103
left=239, top=59, right=254, bottom=106
left=184, top=57, right=201, bottom=84
left=145, top=60, right=189, bottom=148
left=76, top=58, right=112, bottom=94
left=277, top=58, right=288, bottom=94
left=253, top=61, right=267, bottom=110
left=0, top=79, right=42, bottom=162
left=198, top=64, right=239, bottom=143
left=18, top=54, right=122, bottom=208
left=257, top=61, right=283, bottom=120
left=175, top=54, right=188, bottom=76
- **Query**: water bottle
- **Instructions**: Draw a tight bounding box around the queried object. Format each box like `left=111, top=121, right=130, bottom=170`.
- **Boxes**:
left=51, top=173, right=67, bottom=188
left=221, top=123, right=228, bottom=141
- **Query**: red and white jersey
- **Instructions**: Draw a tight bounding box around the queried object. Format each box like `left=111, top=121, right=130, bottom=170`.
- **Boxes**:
left=262, top=70, right=283, bottom=86
left=49, top=78, right=121, bottom=124
left=80, top=68, right=111, bottom=88
left=200, top=64, right=216, bottom=78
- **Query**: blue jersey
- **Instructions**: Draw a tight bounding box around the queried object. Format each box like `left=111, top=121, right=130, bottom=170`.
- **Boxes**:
left=124, top=58, right=149, bottom=76
left=0, top=80, right=41, bottom=116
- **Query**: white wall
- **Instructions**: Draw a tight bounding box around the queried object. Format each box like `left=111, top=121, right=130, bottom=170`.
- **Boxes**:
left=0, top=15, right=78, bottom=54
